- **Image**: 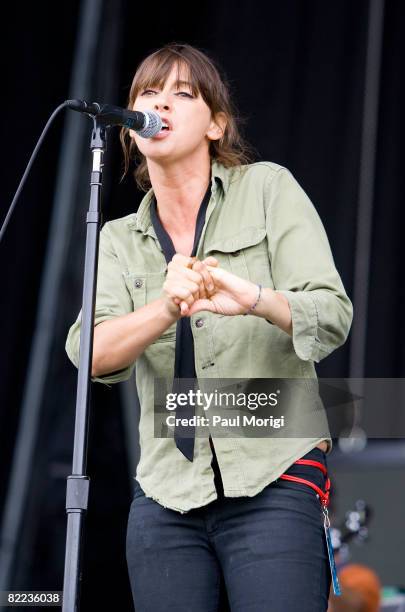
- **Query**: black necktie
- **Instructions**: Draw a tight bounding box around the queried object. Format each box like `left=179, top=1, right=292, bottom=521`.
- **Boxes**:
left=150, top=182, right=212, bottom=461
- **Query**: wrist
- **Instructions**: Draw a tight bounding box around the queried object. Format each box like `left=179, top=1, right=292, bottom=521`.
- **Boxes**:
left=243, top=283, right=263, bottom=316
left=250, top=288, right=293, bottom=335
left=249, top=287, right=275, bottom=319
left=159, top=297, right=181, bottom=323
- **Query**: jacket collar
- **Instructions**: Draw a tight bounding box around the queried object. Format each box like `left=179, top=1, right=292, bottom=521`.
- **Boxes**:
left=127, top=159, right=231, bottom=235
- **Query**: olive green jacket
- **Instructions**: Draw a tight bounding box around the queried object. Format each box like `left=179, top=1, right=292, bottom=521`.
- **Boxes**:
left=66, top=160, right=353, bottom=513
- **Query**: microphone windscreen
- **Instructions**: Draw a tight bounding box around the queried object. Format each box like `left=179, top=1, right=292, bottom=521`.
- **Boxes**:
left=137, top=111, right=162, bottom=138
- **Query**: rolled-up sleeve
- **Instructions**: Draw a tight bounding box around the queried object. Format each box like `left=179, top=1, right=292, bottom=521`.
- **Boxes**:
left=265, top=167, right=353, bottom=362
left=65, top=222, right=135, bottom=386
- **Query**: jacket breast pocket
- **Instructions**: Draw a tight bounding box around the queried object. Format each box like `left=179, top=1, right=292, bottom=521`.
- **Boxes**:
left=205, top=227, right=274, bottom=288
left=123, top=271, right=176, bottom=343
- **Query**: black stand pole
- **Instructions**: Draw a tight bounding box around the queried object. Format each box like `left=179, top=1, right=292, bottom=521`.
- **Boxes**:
left=62, top=119, right=108, bottom=612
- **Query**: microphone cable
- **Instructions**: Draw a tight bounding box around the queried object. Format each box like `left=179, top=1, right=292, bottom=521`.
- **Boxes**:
left=0, top=101, right=69, bottom=245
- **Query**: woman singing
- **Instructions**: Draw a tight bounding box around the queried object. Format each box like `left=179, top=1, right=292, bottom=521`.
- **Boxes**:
left=66, top=43, right=353, bottom=611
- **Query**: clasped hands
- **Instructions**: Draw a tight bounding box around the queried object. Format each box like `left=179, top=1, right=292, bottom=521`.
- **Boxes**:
left=162, top=253, right=260, bottom=319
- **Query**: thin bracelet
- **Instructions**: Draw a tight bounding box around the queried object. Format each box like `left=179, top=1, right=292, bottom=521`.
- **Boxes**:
left=243, top=284, right=262, bottom=316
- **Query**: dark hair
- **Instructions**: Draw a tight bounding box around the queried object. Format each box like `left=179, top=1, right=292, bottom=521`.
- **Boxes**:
left=120, top=42, right=255, bottom=191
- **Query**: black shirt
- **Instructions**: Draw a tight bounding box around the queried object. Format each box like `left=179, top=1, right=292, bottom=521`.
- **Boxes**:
left=150, top=182, right=211, bottom=383
left=150, top=181, right=224, bottom=494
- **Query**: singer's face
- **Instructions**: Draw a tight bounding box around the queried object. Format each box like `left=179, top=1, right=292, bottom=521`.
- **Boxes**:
left=130, top=64, right=224, bottom=163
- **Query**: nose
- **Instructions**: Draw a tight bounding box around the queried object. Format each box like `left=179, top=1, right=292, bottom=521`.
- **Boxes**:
left=153, top=94, right=170, bottom=112
left=154, top=101, right=170, bottom=112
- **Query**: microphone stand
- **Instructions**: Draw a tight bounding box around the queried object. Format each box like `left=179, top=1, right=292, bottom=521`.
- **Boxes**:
left=62, top=117, right=108, bottom=612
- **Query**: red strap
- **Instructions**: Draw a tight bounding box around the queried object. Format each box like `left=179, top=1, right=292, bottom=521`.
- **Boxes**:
left=294, top=459, right=328, bottom=476
left=278, top=459, right=331, bottom=507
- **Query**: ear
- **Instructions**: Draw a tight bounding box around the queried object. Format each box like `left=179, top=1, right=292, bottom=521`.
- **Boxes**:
left=206, top=112, right=227, bottom=142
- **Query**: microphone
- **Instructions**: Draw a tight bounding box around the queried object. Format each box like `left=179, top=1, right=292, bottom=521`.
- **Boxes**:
left=65, top=99, right=162, bottom=137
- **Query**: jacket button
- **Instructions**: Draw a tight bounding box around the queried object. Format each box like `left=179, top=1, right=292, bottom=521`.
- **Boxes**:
left=134, top=278, right=143, bottom=289
left=195, top=318, right=204, bottom=328
left=231, top=250, right=240, bottom=257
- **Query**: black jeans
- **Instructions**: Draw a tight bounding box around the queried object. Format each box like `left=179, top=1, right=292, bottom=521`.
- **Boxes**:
left=126, top=447, right=331, bottom=612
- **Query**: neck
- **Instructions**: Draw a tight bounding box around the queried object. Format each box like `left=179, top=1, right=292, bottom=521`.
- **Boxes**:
left=147, top=152, right=211, bottom=235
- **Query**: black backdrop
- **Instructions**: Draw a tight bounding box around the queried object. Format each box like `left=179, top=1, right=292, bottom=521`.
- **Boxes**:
left=1, top=1, right=403, bottom=609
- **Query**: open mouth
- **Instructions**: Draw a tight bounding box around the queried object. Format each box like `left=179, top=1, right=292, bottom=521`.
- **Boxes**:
left=151, top=116, right=172, bottom=138
left=159, top=117, right=172, bottom=131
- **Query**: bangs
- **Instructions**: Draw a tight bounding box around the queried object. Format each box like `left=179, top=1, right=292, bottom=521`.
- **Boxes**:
left=130, top=54, right=201, bottom=99
left=120, top=42, right=255, bottom=191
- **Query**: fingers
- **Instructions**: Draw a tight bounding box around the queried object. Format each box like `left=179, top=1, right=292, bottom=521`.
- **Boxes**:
left=163, top=268, right=197, bottom=315
left=205, top=265, right=225, bottom=277
left=171, top=253, right=218, bottom=268
left=180, top=300, right=191, bottom=315
left=163, top=282, right=198, bottom=305
left=167, top=262, right=203, bottom=305
left=191, top=260, right=215, bottom=298
left=164, top=255, right=220, bottom=316
left=191, top=259, right=207, bottom=299
left=170, top=255, right=201, bottom=298
left=202, top=256, right=219, bottom=267
left=172, top=254, right=196, bottom=268
left=188, top=298, right=217, bottom=316
left=168, top=259, right=206, bottom=288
